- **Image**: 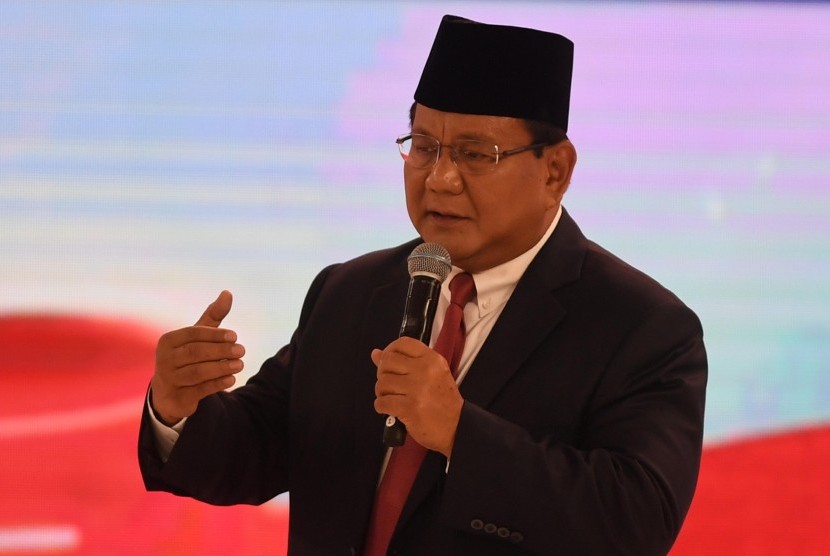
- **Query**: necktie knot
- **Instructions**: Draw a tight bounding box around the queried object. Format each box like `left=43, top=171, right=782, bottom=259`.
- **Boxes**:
left=435, top=272, right=475, bottom=378
left=448, top=272, right=476, bottom=309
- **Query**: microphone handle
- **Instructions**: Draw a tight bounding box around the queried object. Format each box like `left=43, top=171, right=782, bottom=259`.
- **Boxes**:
left=382, top=275, right=443, bottom=447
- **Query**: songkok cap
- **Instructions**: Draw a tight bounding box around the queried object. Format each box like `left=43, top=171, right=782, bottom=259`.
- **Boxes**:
left=414, top=15, right=574, bottom=131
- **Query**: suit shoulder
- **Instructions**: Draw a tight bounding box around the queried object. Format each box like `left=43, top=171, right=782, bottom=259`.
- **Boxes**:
left=580, top=240, right=696, bottom=318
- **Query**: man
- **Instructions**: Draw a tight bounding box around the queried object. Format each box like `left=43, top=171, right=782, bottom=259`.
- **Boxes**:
left=139, top=15, right=707, bottom=555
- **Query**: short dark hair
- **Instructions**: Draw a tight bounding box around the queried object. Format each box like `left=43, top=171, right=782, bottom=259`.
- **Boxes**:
left=408, top=102, right=567, bottom=158
left=522, top=119, right=568, bottom=158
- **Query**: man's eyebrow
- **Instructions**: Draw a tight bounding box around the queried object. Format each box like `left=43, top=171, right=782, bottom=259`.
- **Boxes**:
left=455, top=132, right=495, bottom=142
left=409, top=128, right=496, bottom=143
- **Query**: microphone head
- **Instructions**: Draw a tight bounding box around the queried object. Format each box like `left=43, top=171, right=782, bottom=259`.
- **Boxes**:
left=407, top=243, right=452, bottom=282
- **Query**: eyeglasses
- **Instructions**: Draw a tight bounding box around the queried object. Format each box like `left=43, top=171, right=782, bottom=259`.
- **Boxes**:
left=396, top=133, right=553, bottom=175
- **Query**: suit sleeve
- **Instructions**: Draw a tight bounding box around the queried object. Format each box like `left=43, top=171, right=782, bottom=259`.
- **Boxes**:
left=440, top=300, right=707, bottom=556
left=136, top=264, right=338, bottom=505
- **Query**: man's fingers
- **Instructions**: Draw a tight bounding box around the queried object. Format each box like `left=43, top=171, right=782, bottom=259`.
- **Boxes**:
left=173, top=358, right=245, bottom=387
left=159, top=325, right=237, bottom=350
left=372, top=337, right=426, bottom=364
left=371, top=348, right=383, bottom=366
left=154, top=374, right=237, bottom=422
left=373, top=338, right=444, bottom=377
left=167, top=340, right=245, bottom=370
left=195, top=290, right=233, bottom=327
left=191, top=374, right=237, bottom=400
left=374, top=350, right=413, bottom=377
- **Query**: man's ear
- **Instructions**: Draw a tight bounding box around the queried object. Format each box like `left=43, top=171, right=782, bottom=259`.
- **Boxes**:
left=545, top=140, right=577, bottom=204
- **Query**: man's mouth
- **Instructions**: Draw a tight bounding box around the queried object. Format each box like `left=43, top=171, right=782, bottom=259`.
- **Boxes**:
left=427, top=210, right=465, bottom=221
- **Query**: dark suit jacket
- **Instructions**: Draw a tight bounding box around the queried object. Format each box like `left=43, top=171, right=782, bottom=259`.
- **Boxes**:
left=139, top=208, right=707, bottom=555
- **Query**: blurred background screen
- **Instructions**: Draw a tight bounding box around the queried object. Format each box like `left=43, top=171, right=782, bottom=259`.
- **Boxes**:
left=1, top=1, right=829, bottom=554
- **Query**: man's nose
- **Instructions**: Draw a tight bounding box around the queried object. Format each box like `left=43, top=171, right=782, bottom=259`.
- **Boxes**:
left=425, top=146, right=464, bottom=193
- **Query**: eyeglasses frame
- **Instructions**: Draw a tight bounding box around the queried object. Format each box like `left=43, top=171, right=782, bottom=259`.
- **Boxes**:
left=395, top=133, right=555, bottom=174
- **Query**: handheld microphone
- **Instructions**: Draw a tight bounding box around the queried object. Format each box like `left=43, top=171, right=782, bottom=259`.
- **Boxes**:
left=382, top=243, right=452, bottom=447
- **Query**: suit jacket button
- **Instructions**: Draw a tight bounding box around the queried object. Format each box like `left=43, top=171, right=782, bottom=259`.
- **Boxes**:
left=470, top=519, right=484, bottom=531
left=497, top=527, right=510, bottom=538
left=509, top=531, right=524, bottom=543
left=484, top=523, right=497, bottom=534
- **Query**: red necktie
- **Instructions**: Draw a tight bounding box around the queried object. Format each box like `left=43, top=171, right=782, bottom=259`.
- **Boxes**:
left=363, top=272, right=476, bottom=556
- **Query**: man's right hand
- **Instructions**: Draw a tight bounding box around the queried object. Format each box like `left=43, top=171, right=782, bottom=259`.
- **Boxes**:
left=150, top=290, right=245, bottom=426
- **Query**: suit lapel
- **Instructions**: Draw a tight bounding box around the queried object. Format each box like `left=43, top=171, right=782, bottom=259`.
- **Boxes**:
left=459, top=276, right=565, bottom=407
left=461, top=208, right=586, bottom=406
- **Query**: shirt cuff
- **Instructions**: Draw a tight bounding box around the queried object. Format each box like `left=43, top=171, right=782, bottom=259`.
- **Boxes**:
left=146, top=392, right=186, bottom=463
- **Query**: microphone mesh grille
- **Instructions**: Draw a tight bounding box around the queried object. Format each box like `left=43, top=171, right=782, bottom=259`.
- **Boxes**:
left=407, top=243, right=452, bottom=282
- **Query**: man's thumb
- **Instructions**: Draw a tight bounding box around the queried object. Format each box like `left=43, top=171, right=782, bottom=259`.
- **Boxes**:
left=195, top=290, right=233, bottom=327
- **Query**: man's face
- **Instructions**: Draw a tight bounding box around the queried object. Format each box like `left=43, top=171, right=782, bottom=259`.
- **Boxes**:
left=405, top=104, right=569, bottom=273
